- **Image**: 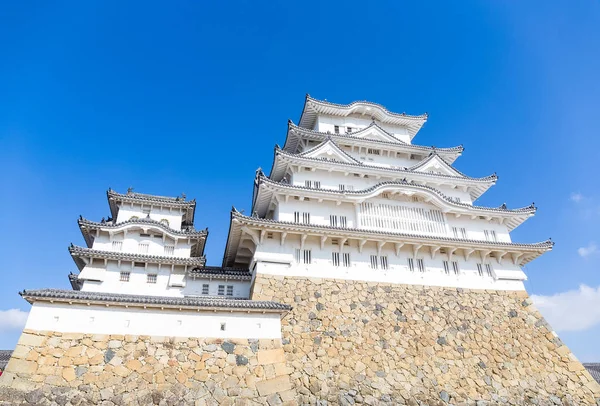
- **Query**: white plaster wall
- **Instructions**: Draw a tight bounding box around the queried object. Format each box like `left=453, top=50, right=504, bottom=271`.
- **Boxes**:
left=314, top=115, right=412, bottom=144
left=92, top=231, right=192, bottom=257
left=80, top=263, right=185, bottom=296
left=253, top=236, right=526, bottom=291
left=117, top=205, right=184, bottom=230
left=25, top=302, right=282, bottom=339
left=275, top=196, right=510, bottom=242
left=184, top=279, right=251, bottom=298
left=289, top=168, right=472, bottom=204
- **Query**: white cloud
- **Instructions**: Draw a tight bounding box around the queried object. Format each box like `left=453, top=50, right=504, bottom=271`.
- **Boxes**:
left=578, top=242, right=598, bottom=258
left=531, top=285, right=600, bottom=332
left=0, top=309, right=28, bottom=332
left=570, top=192, right=584, bottom=203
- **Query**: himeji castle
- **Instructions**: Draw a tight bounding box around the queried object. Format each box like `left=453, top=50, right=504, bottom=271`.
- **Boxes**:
left=3, top=96, right=599, bottom=405
left=223, top=95, right=551, bottom=291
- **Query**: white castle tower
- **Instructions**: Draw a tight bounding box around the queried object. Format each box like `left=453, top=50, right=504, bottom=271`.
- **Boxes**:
left=224, top=95, right=553, bottom=290
left=20, top=189, right=287, bottom=339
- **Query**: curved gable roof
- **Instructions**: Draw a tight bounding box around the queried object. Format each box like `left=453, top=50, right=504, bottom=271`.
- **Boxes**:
left=299, top=95, right=427, bottom=139
left=297, top=138, right=362, bottom=164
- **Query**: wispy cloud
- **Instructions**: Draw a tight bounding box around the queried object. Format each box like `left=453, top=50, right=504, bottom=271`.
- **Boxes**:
left=578, top=242, right=598, bottom=258
left=570, top=192, right=584, bottom=203
left=531, top=285, right=600, bottom=332
left=0, top=309, right=28, bottom=332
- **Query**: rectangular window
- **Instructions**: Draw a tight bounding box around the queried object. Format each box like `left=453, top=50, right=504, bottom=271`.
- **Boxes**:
left=417, top=259, right=425, bottom=273
left=330, top=215, right=338, bottom=227
left=202, top=284, right=209, bottom=295
left=305, top=180, right=312, bottom=188
left=346, top=127, right=353, bottom=133
left=295, top=248, right=301, bottom=263
left=303, top=250, right=312, bottom=264
left=485, top=264, right=493, bottom=277
left=460, top=228, right=467, bottom=239
left=380, top=256, right=389, bottom=270
left=443, top=261, right=450, bottom=275
left=164, top=245, right=175, bottom=255
left=303, top=212, right=310, bottom=224
left=266, top=232, right=274, bottom=239
left=112, top=241, right=123, bottom=251
left=370, top=255, right=378, bottom=269
left=120, top=272, right=130, bottom=282
left=314, top=181, right=321, bottom=189
left=477, top=263, right=484, bottom=276
left=134, top=262, right=145, bottom=268
left=140, top=233, right=151, bottom=238
left=408, top=258, right=415, bottom=272
left=332, top=252, right=340, bottom=267
left=226, top=285, right=234, bottom=296
left=334, top=125, right=340, bottom=134
left=294, top=212, right=300, bottom=223
left=339, top=184, right=345, bottom=191
left=218, top=285, right=225, bottom=295
left=340, top=216, right=347, bottom=227
left=452, top=261, right=459, bottom=275
left=484, top=230, right=497, bottom=242
left=147, top=274, right=157, bottom=284
left=367, top=148, right=381, bottom=155
left=138, top=242, right=149, bottom=253
left=452, top=227, right=459, bottom=238
left=342, top=253, right=351, bottom=267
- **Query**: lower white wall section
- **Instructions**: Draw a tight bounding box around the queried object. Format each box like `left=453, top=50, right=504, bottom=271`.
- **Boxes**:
left=25, top=302, right=282, bottom=339
left=253, top=237, right=527, bottom=291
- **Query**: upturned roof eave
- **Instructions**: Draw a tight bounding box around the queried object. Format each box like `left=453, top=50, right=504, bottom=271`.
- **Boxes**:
left=20, top=289, right=291, bottom=313
left=286, top=121, right=463, bottom=160
left=298, top=95, right=427, bottom=139
left=77, top=217, right=208, bottom=239
left=271, top=149, right=497, bottom=186
left=106, top=189, right=197, bottom=223
left=231, top=211, right=553, bottom=252
left=254, top=175, right=535, bottom=225
left=68, top=245, right=207, bottom=270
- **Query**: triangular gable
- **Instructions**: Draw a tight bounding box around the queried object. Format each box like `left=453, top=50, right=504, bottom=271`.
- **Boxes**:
left=408, top=154, right=468, bottom=178
left=351, top=123, right=406, bottom=144
left=299, top=139, right=362, bottom=164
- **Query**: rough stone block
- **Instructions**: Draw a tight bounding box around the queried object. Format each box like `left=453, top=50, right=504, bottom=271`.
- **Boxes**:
left=258, top=349, right=286, bottom=365
left=256, top=375, right=293, bottom=396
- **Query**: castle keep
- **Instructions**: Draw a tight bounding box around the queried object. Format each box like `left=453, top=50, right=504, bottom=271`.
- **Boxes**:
left=1, top=96, right=599, bottom=405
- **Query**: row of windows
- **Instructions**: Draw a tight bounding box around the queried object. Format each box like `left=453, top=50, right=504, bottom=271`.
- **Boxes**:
left=128, top=216, right=170, bottom=226
left=112, top=241, right=176, bottom=255
left=334, top=125, right=353, bottom=134
left=293, top=250, right=494, bottom=277
left=120, top=272, right=157, bottom=284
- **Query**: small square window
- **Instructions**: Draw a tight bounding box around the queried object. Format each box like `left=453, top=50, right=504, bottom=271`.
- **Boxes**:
left=147, top=274, right=157, bottom=284
left=226, top=286, right=234, bottom=296
left=120, top=272, right=130, bottom=282
left=202, top=284, right=209, bottom=295
left=220, top=323, right=226, bottom=331
left=218, top=285, right=225, bottom=295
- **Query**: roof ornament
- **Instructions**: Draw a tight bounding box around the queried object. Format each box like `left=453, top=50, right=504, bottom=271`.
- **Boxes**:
left=127, top=187, right=134, bottom=194
left=181, top=193, right=186, bottom=200
left=252, top=211, right=258, bottom=218
left=500, top=203, right=507, bottom=210
left=146, top=213, right=151, bottom=219
left=101, top=217, right=106, bottom=224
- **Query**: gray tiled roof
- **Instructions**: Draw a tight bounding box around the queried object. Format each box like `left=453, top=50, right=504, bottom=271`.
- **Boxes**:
left=0, top=350, right=12, bottom=370
left=68, top=245, right=206, bottom=271
left=255, top=172, right=536, bottom=215
left=584, top=363, right=600, bottom=384
left=79, top=217, right=208, bottom=237
left=20, top=289, right=291, bottom=312
left=188, top=266, right=252, bottom=281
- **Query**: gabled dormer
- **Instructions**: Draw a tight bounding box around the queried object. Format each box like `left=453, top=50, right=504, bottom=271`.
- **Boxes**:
left=408, top=153, right=471, bottom=178
left=297, top=139, right=362, bottom=165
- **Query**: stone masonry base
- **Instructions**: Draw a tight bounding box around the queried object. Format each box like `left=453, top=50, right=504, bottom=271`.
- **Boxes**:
left=1, top=275, right=599, bottom=405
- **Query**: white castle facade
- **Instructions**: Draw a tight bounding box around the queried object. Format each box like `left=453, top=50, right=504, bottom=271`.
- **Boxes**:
left=20, top=95, right=553, bottom=340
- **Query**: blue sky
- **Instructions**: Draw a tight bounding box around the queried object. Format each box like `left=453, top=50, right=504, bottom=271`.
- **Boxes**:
left=1, top=1, right=599, bottom=360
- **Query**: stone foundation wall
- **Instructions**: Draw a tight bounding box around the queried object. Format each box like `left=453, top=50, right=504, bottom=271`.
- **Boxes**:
left=1, top=275, right=600, bottom=405
left=250, top=275, right=599, bottom=405
left=0, top=332, right=295, bottom=405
